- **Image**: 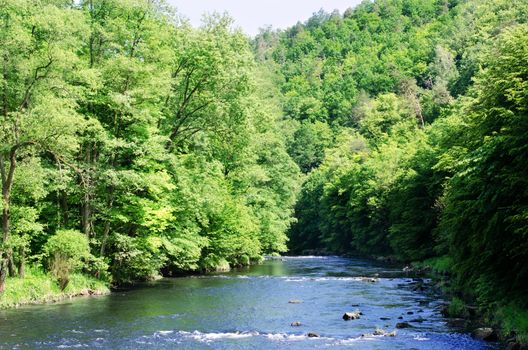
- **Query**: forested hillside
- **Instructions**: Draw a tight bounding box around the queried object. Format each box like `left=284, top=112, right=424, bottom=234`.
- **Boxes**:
left=0, top=0, right=300, bottom=298
left=255, top=0, right=528, bottom=342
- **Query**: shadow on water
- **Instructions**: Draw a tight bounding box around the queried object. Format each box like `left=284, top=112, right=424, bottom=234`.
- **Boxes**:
left=0, top=256, right=499, bottom=349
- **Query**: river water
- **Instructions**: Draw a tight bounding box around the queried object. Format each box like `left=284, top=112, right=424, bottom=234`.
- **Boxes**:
left=0, top=256, right=496, bottom=349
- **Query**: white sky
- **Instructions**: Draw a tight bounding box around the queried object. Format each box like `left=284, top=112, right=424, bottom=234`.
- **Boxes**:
left=167, top=0, right=364, bottom=36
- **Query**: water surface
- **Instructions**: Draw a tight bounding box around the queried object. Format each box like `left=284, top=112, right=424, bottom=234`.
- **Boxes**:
left=0, top=256, right=496, bottom=349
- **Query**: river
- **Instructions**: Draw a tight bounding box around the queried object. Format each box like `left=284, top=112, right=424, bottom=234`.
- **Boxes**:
left=0, top=256, right=497, bottom=349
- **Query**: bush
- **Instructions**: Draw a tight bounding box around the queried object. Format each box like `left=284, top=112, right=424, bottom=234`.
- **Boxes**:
left=237, top=255, right=250, bottom=266
left=201, top=254, right=231, bottom=272
left=110, top=234, right=164, bottom=284
left=43, top=230, right=90, bottom=290
left=448, top=297, right=470, bottom=318
left=497, top=305, right=528, bottom=345
left=84, top=255, right=111, bottom=283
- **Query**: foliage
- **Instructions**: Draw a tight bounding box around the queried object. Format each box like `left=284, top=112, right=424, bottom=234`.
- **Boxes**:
left=43, top=230, right=91, bottom=289
left=497, top=305, right=528, bottom=344
left=439, top=24, right=528, bottom=307
left=269, top=0, right=528, bottom=341
left=0, top=0, right=301, bottom=290
left=43, top=230, right=91, bottom=271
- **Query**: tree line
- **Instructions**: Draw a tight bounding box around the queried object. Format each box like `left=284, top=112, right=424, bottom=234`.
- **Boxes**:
left=0, top=0, right=300, bottom=292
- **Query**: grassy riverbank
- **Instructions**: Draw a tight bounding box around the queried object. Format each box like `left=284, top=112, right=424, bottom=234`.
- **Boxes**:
left=0, top=267, right=110, bottom=309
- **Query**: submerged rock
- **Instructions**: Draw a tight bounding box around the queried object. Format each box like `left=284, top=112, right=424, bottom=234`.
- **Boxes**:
left=291, top=321, right=302, bottom=327
left=288, top=299, right=303, bottom=304
left=307, top=332, right=319, bottom=338
left=375, top=256, right=396, bottom=263
left=343, top=311, right=362, bottom=320
left=472, top=327, right=498, bottom=341
left=396, top=322, right=412, bottom=329
left=372, top=328, right=396, bottom=337
left=412, top=283, right=426, bottom=292
left=380, top=317, right=391, bottom=320
left=446, top=318, right=467, bottom=328
left=359, top=277, right=379, bottom=283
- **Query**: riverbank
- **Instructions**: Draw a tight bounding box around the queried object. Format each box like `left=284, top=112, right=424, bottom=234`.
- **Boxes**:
left=301, top=252, right=528, bottom=349
left=407, top=257, right=528, bottom=350
left=0, top=267, right=110, bottom=309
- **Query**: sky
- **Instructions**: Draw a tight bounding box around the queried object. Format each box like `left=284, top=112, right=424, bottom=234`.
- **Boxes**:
left=167, top=0, right=364, bottom=36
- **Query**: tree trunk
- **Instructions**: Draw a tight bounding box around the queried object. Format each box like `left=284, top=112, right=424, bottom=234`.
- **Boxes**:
left=0, top=196, right=10, bottom=291
left=100, top=221, right=110, bottom=257
left=81, top=191, right=91, bottom=237
left=0, top=258, right=6, bottom=293
left=1, top=205, right=8, bottom=242
left=0, top=150, right=15, bottom=292
left=81, top=145, right=92, bottom=237
left=7, top=251, right=15, bottom=277
left=18, top=247, right=25, bottom=279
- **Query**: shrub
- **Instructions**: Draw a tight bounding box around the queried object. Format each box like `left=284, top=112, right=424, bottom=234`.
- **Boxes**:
left=43, top=230, right=90, bottom=290
left=448, top=297, right=470, bottom=318
left=110, top=234, right=164, bottom=284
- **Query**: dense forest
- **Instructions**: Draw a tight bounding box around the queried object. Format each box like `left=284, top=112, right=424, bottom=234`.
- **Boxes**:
left=1, top=0, right=527, bottom=344
left=0, top=0, right=300, bottom=294
left=255, top=0, right=528, bottom=342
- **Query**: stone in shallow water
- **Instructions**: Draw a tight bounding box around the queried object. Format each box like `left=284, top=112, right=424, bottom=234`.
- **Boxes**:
left=371, top=328, right=396, bottom=337
left=307, top=332, right=319, bottom=338
left=359, top=277, right=379, bottom=283
left=288, top=299, right=302, bottom=304
left=291, top=321, right=302, bottom=327
left=472, top=327, right=498, bottom=341
left=343, top=311, right=361, bottom=320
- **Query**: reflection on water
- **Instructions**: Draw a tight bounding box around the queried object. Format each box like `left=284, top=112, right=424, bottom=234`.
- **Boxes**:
left=0, top=256, right=497, bottom=349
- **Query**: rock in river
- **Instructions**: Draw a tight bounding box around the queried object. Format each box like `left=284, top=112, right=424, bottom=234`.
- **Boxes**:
left=343, top=311, right=362, bottom=320
left=396, top=322, right=412, bottom=329
left=472, top=328, right=498, bottom=342
left=291, top=321, right=302, bottom=327
left=359, top=277, right=379, bottom=283
left=410, top=316, right=425, bottom=323
left=373, top=328, right=396, bottom=337
left=307, top=332, right=320, bottom=338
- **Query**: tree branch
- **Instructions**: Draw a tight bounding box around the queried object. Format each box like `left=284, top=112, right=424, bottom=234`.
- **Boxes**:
left=18, top=57, right=54, bottom=111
